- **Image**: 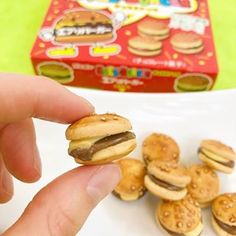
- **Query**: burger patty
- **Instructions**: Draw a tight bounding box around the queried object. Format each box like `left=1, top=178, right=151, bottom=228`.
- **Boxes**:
left=41, top=72, right=70, bottom=79
left=69, top=132, right=135, bottom=161
left=148, top=174, right=184, bottom=191
left=129, top=45, right=161, bottom=52
left=54, top=24, right=113, bottom=37
left=173, top=44, right=203, bottom=50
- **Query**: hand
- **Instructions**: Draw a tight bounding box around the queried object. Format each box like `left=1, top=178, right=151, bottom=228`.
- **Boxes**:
left=0, top=73, right=120, bottom=236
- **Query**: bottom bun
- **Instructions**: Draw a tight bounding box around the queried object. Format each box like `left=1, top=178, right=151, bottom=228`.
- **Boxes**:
left=199, top=154, right=233, bottom=174
left=55, top=33, right=113, bottom=43
left=144, top=175, right=187, bottom=200
left=128, top=46, right=161, bottom=57
left=212, top=216, right=235, bottom=236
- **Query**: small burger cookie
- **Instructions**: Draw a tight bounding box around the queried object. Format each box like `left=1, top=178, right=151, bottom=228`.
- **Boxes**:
left=142, top=133, right=180, bottom=165
left=66, top=114, right=136, bottom=165
left=175, top=73, right=211, bottom=92
left=198, top=139, right=236, bottom=174
left=54, top=11, right=114, bottom=43
left=128, top=36, right=162, bottom=57
left=37, top=62, right=74, bottom=84
left=212, top=193, right=236, bottom=236
left=187, top=164, right=220, bottom=208
left=171, top=33, right=204, bottom=54
left=157, top=195, right=203, bottom=236
left=138, top=20, right=170, bottom=40
left=113, top=158, right=147, bottom=201
left=144, top=161, right=191, bottom=200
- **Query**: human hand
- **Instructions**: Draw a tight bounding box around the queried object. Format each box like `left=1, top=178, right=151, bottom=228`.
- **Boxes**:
left=0, top=73, right=120, bottom=236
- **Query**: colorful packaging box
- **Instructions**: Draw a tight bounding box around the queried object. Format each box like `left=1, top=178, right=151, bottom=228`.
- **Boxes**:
left=31, top=0, right=218, bottom=92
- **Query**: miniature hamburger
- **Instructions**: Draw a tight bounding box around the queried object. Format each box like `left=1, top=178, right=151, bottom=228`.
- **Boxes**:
left=198, top=139, right=236, bottom=174
left=175, top=73, right=211, bottom=92
left=157, top=195, right=203, bottom=236
left=37, top=62, right=74, bottom=84
left=144, top=160, right=191, bottom=201
left=138, top=20, right=170, bottom=40
left=187, top=164, right=220, bottom=208
left=171, top=32, right=204, bottom=54
left=54, top=10, right=114, bottom=43
left=212, top=193, right=236, bottom=236
left=128, top=36, right=162, bottom=57
left=113, top=158, right=147, bottom=201
left=66, top=113, right=136, bottom=165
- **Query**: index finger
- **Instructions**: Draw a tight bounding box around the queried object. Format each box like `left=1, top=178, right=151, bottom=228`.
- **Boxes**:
left=0, top=73, right=94, bottom=124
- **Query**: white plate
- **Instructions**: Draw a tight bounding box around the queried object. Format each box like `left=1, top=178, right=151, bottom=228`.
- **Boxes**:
left=0, top=88, right=236, bottom=236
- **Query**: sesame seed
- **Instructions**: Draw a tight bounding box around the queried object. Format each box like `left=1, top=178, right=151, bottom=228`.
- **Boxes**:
left=191, top=183, right=198, bottom=189
left=131, top=185, right=136, bottom=191
left=177, top=221, right=183, bottom=228
left=230, top=217, right=236, bottom=223
left=164, top=211, right=170, bottom=217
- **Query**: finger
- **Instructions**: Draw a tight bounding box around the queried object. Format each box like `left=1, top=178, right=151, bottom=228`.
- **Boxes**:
left=0, top=73, right=94, bottom=124
left=0, top=155, right=13, bottom=203
left=0, top=119, right=41, bottom=183
left=3, top=164, right=120, bottom=236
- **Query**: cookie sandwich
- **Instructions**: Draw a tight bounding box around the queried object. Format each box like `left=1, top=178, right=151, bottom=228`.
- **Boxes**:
left=198, top=139, right=236, bottom=174
left=145, top=161, right=191, bottom=200
left=66, top=113, right=136, bottom=164
left=113, top=158, right=147, bottom=201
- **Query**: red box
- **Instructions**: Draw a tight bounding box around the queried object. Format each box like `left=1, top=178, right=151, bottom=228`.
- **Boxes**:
left=31, top=0, right=218, bottom=92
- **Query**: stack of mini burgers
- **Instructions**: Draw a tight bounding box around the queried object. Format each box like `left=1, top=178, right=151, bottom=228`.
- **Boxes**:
left=112, top=132, right=236, bottom=236
left=127, top=19, right=204, bottom=58
left=128, top=20, right=170, bottom=57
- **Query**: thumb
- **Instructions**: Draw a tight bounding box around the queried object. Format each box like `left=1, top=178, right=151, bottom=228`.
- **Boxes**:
left=3, top=164, right=120, bottom=236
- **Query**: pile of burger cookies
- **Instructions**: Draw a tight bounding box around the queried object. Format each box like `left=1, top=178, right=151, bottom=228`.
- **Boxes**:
left=128, top=19, right=204, bottom=56
left=141, top=134, right=236, bottom=236
left=65, top=113, right=236, bottom=236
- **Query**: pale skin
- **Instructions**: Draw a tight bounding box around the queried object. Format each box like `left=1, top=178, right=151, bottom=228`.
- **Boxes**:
left=0, top=73, right=121, bottom=236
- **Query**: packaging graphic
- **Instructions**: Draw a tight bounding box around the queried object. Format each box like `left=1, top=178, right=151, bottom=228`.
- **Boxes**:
left=31, top=0, right=218, bottom=92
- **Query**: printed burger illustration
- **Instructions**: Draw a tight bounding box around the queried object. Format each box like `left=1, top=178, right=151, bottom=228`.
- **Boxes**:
left=40, top=10, right=115, bottom=44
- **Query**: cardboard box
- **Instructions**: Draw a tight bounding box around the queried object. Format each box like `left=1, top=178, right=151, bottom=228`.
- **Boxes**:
left=31, top=0, right=218, bottom=92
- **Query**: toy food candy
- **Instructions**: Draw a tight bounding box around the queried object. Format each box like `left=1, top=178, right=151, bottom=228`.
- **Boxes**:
left=31, top=0, right=218, bottom=92
left=142, top=133, right=180, bottom=165
left=65, top=113, right=136, bottom=165
left=113, top=158, right=147, bottom=201
left=145, top=160, right=191, bottom=200
left=187, top=164, right=220, bottom=208
left=198, top=139, right=236, bottom=174
left=157, top=195, right=203, bottom=236
left=212, top=193, right=236, bottom=236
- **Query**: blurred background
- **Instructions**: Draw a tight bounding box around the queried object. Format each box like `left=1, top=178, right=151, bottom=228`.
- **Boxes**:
left=0, top=0, right=235, bottom=90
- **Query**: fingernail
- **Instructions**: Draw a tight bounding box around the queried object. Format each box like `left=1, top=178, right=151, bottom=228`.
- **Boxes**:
left=86, top=164, right=121, bottom=204
left=33, top=145, right=42, bottom=178
left=0, top=168, right=13, bottom=202
left=79, top=96, right=95, bottom=113
left=82, top=97, right=95, bottom=111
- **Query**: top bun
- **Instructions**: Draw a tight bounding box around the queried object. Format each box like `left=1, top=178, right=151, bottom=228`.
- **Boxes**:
left=148, top=160, right=191, bottom=187
left=171, top=33, right=202, bottom=49
left=55, top=11, right=112, bottom=29
left=212, top=193, right=236, bottom=226
left=201, top=139, right=236, bottom=161
left=66, top=113, right=132, bottom=140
